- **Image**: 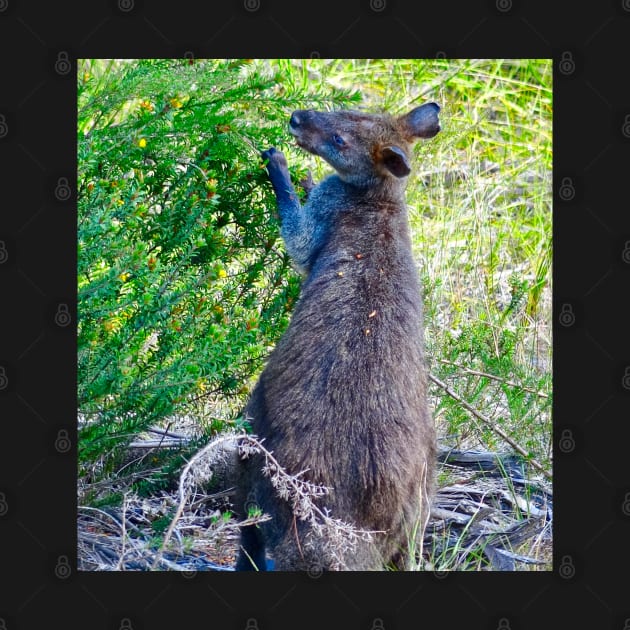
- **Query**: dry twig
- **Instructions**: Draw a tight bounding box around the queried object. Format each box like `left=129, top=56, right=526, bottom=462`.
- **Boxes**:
left=429, top=372, right=551, bottom=480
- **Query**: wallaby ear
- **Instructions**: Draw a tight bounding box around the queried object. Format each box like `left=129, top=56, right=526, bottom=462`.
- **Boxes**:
left=400, top=102, right=441, bottom=140
left=381, top=145, right=411, bottom=178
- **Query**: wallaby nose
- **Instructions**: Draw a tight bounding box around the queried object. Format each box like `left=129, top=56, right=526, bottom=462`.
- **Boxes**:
left=289, top=111, right=303, bottom=129
left=289, top=110, right=315, bottom=130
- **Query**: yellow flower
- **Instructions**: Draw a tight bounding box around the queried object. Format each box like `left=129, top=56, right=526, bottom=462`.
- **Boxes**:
left=138, top=138, right=147, bottom=148
left=103, top=318, right=118, bottom=332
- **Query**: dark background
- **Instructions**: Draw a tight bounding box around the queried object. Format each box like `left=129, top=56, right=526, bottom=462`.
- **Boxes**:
left=1, top=1, right=629, bottom=628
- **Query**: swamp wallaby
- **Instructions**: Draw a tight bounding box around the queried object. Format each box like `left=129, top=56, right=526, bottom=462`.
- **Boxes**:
left=235, top=101, right=441, bottom=571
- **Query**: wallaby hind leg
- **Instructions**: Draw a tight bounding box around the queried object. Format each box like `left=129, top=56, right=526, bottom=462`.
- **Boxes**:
left=236, top=524, right=267, bottom=571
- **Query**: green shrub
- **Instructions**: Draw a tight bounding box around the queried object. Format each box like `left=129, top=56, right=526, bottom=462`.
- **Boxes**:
left=77, top=59, right=358, bottom=474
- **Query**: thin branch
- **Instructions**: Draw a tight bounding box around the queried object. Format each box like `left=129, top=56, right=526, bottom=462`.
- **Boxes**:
left=151, top=433, right=246, bottom=570
left=128, top=439, right=189, bottom=449
left=429, top=372, right=551, bottom=480
left=438, top=360, right=549, bottom=398
left=147, top=426, right=189, bottom=440
left=116, top=493, right=129, bottom=571
left=78, top=505, right=125, bottom=531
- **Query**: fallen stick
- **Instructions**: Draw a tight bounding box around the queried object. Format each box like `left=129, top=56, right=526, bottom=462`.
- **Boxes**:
left=429, top=373, right=551, bottom=481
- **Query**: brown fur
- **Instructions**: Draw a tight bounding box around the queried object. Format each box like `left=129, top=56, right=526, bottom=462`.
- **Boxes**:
left=235, top=102, right=441, bottom=570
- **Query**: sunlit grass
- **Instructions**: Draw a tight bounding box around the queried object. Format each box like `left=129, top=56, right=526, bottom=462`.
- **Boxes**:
left=277, top=59, right=552, bottom=471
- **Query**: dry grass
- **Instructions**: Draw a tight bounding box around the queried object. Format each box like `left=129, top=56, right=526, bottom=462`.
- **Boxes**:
left=78, top=430, right=551, bottom=572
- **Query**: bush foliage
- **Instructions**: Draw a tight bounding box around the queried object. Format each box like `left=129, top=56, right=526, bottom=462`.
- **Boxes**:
left=77, top=59, right=358, bottom=471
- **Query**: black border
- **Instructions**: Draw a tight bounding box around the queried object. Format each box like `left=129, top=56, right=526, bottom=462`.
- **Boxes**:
left=2, top=0, right=630, bottom=628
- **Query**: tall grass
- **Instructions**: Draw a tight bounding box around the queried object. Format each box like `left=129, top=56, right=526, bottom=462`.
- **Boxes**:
left=274, top=59, right=553, bottom=472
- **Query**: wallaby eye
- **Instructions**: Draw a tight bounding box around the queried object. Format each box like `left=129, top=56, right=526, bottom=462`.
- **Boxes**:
left=332, top=133, right=345, bottom=147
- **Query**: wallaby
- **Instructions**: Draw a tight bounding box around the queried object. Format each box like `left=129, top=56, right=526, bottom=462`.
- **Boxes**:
left=235, top=101, right=441, bottom=571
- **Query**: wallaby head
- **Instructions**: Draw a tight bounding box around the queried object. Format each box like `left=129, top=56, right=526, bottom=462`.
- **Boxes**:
left=288, top=102, right=440, bottom=187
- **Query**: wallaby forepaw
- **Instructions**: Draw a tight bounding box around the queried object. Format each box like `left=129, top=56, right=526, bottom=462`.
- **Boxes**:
left=261, top=147, right=288, bottom=169
left=299, top=170, right=315, bottom=195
